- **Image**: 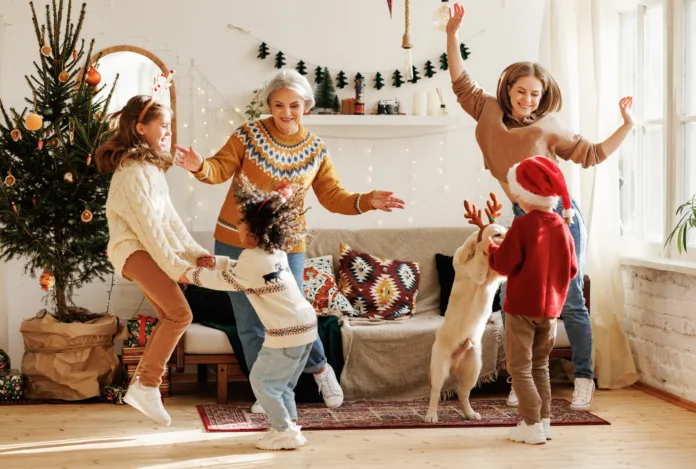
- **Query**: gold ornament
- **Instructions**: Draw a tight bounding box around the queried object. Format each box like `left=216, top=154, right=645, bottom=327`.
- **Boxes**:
left=59, top=70, right=69, bottom=83
left=25, top=113, right=43, bottom=131
left=38, top=139, right=44, bottom=150
left=86, top=154, right=92, bottom=166
left=4, top=171, right=16, bottom=187
left=47, top=137, right=60, bottom=147
left=11, top=129, right=21, bottom=142
left=11, top=202, right=17, bottom=214
left=81, top=209, right=93, bottom=223
left=68, top=120, right=75, bottom=145
left=63, top=172, right=74, bottom=183
left=41, top=44, right=52, bottom=57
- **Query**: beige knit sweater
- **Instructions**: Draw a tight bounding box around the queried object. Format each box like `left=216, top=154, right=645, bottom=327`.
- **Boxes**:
left=106, top=160, right=209, bottom=281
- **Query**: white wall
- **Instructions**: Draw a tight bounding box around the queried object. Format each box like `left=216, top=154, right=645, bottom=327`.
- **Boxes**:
left=0, top=0, right=546, bottom=365
left=622, top=266, right=696, bottom=402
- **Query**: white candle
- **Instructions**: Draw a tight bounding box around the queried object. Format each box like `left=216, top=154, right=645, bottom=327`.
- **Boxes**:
left=427, top=91, right=440, bottom=116
left=412, top=92, right=427, bottom=116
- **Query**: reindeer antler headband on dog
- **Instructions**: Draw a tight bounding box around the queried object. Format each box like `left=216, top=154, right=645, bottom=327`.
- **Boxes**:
left=464, top=193, right=503, bottom=241
left=138, top=70, right=175, bottom=124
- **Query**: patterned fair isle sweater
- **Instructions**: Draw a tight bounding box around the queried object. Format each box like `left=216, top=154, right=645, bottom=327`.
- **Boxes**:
left=106, top=160, right=210, bottom=281
left=187, top=248, right=318, bottom=349
left=193, top=117, right=375, bottom=253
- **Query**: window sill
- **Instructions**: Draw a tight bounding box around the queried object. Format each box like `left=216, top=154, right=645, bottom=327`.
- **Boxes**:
left=620, top=256, right=696, bottom=277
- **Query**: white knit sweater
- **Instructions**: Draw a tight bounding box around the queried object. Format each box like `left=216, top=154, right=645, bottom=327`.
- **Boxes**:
left=106, top=161, right=209, bottom=281
left=187, top=248, right=318, bottom=348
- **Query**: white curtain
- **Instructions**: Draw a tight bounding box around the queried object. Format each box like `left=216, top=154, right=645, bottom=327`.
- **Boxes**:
left=539, top=0, right=638, bottom=389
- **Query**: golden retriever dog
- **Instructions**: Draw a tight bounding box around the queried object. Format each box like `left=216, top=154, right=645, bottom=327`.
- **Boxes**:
left=425, top=195, right=506, bottom=422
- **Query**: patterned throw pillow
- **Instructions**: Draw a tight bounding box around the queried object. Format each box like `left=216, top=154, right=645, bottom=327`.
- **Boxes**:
left=303, top=255, right=355, bottom=317
left=337, top=243, right=420, bottom=320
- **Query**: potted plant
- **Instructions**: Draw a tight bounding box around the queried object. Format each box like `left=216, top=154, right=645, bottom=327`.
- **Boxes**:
left=0, top=1, right=120, bottom=400
left=665, top=194, right=696, bottom=254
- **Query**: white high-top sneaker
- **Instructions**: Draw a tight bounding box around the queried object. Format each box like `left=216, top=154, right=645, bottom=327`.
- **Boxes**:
left=508, top=421, right=546, bottom=445
left=314, top=365, right=344, bottom=409
left=506, top=377, right=518, bottom=407
left=251, top=401, right=266, bottom=414
left=542, top=417, right=552, bottom=440
left=255, top=425, right=307, bottom=451
left=570, top=378, right=595, bottom=411
left=123, top=378, right=171, bottom=426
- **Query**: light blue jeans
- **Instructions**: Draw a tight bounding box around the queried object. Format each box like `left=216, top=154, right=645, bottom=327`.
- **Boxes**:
left=500, top=198, right=594, bottom=379
left=214, top=241, right=328, bottom=374
left=250, top=343, right=313, bottom=430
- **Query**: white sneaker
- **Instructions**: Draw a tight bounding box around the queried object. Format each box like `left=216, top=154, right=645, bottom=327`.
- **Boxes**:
left=542, top=417, right=551, bottom=440
left=570, top=377, right=595, bottom=411
left=123, top=378, right=171, bottom=426
left=251, top=400, right=266, bottom=414
left=255, top=425, right=306, bottom=450
left=506, top=377, right=518, bottom=407
left=508, top=421, right=546, bottom=445
left=314, top=365, right=344, bottom=409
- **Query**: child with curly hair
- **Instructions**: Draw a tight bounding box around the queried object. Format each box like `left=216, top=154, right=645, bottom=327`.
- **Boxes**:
left=185, top=175, right=316, bottom=451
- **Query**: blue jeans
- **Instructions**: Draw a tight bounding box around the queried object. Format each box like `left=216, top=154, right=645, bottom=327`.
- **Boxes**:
left=250, top=344, right=313, bottom=430
left=500, top=199, right=594, bottom=379
left=214, top=240, right=328, bottom=374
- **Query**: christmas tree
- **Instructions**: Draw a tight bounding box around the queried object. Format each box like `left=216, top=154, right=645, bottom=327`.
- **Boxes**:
left=392, top=70, right=405, bottom=88
left=314, top=66, right=324, bottom=84
left=336, top=71, right=348, bottom=89
left=274, top=51, right=286, bottom=69
left=460, top=43, right=471, bottom=60
left=374, top=72, right=385, bottom=90
left=314, top=67, right=336, bottom=113
left=410, top=66, right=421, bottom=84
left=0, top=1, right=118, bottom=321
left=257, top=42, right=270, bottom=59
left=295, top=60, right=307, bottom=76
left=440, top=53, right=449, bottom=71
left=332, top=95, right=341, bottom=114
left=424, top=60, right=437, bottom=78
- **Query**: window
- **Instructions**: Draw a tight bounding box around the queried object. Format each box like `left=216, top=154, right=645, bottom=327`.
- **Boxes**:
left=618, top=0, right=696, bottom=259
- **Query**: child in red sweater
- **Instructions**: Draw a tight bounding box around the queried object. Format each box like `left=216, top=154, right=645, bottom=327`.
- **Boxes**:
left=487, top=156, right=578, bottom=445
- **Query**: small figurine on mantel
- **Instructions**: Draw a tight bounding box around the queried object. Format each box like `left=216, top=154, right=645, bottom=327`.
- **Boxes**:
left=354, top=76, right=365, bottom=115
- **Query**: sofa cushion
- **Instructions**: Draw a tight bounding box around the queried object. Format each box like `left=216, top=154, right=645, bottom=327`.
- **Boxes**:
left=304, top=255, right=355, bottom=317
left=184, top=323, right=234, bottom=354
left=338, top=243, right=420, bottom=320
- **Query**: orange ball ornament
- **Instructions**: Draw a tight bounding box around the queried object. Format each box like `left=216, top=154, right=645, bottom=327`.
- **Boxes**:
left=39, top=267, right=55, bottom=291
left=25, top=113, right=43, bottom=131
left=81, top=209, right=93, bottom=223
left=85, top=66, right=101, bottom=87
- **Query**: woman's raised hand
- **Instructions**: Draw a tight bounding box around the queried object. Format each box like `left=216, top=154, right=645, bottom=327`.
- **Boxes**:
left=174, top=144, right=204, bottom=173
left=446, top=3, right=466, bottom=36
left=619, top=96, right=634, bottom=127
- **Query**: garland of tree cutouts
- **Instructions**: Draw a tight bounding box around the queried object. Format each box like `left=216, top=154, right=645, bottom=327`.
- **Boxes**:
left=255, top=41, right=471, bottom=90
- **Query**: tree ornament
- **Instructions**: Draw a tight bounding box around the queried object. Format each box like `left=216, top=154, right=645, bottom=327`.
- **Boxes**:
left=86, top=154, right=92, bottom=166
left=274, top=51, right=286, bottom=69
left=47, top=137, right=60, bottom=147
left=40, top=267, right=55, bottom=291
left=81, top=208, right=93, bottom=223
left=314, top=66, right=324, bottom=84
left=25, top=113, right=43, bottom=131
left=32, top=195, right=37, bottom=206
left=374, top=72, right=385, bottom=90
left=257, top=42, right=270, bottom=59
left=336, top=71, right=348, bottom=89
left=392, top=69, right=405, bottom=88
left=10, top=129, right=21, bottom=142
left=68, top=120, right=75, bottom=145
left=460, top=43, right=471, bottom=60
left=72, top=48, right=78, bottom=60
left=38, top=139, right=44, bottom=150
left=440, top=53, right=448, bottom=71
left=41, top=44, right=52, bottom=57
left=4, top=170, right=16, bottom=187
left=59, top=69, right=69, bottom=83
left=85, top=65, right=101, bottom=87
left=42, top=106, right=53, bottom=118
left=64, top=172, right=74, bottom=183
left=424, top=60, right=437, bottom=78
left=296, top=60, right=307, bottom=76
left=11, top=202, right=18, bottom=214
left=332, top=95, right=341, bottom=114
left=410, top=66, right=421, bottom=84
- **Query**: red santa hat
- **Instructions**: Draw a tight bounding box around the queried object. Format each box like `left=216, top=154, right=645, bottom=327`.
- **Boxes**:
left=507, top=156, right=575, bottom=222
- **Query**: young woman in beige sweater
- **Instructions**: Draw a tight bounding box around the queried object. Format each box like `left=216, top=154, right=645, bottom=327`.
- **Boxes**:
left=446, top=4, right=634, bottom=411
left=96, top=95, right=213, bottom=426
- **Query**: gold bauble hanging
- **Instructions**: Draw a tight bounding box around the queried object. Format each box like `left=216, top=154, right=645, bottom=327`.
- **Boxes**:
left=25, top=113, right=43, bottom=131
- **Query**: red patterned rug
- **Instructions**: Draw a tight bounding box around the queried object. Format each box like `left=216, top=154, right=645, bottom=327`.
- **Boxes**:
left=197, top=398, right=610, bottom=432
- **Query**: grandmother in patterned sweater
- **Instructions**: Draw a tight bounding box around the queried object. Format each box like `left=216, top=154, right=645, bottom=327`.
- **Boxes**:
left=174, top=69, right=405, bottom=413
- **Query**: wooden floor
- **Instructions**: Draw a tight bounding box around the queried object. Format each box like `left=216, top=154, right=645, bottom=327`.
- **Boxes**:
left=1, top=381, right=695, bottom=469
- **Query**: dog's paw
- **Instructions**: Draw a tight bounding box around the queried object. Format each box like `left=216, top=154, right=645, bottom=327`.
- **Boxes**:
left=464, top=411, right=482, bottom=421
left=424, top=412, right=439, bottom=423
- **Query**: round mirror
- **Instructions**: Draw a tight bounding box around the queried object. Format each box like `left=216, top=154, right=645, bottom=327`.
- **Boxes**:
left=93, top=46, right=177, bottom=148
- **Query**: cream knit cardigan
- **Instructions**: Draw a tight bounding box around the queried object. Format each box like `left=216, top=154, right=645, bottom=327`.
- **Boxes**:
left=106, top=161, right=209, bottom=281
